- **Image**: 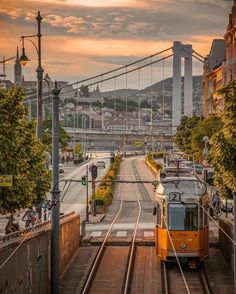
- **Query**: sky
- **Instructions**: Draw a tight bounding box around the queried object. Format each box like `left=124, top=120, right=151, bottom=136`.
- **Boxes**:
left=0, top=0, right=233, bottom=90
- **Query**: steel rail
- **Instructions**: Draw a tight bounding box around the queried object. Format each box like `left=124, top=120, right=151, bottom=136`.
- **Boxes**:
left=161, top=261, right=169, bottom=294
left=81, top=158, right=144, bottom=294
left=199, top=265, right=212, bottom=294
left=81, top=192, right=124, bottom=294
left=123, top=159, right=142, bottom=294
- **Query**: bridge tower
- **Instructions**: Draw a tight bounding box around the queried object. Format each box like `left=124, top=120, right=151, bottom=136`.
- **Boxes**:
left=172, top=41, right=193, bottom=131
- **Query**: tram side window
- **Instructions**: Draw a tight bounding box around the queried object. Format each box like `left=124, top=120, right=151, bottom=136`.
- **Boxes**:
left=168, top=204, right=198, bottom=231
left=156, top=203, right=161, bottom=225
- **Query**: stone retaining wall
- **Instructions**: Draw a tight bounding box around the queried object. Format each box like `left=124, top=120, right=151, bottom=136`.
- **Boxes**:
left=0, top=213, right=80, bottom=294
left=219, top=217, right=234, bottom=272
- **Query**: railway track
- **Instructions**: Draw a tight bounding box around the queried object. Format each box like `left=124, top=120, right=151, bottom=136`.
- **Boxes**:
left=161, top=261, right=212, bottom=294
left=81, top=159, right=143, bottom=294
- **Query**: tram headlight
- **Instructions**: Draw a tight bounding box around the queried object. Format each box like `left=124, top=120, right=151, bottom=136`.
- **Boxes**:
left=180, top=243, right=187, bottom=249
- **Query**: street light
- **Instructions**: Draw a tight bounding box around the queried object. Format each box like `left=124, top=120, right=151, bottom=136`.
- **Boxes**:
left=20, top=11, right=44, bottom=140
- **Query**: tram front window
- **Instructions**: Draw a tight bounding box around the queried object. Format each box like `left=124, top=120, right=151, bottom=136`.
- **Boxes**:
left=168, top=204, right=198, bottom=231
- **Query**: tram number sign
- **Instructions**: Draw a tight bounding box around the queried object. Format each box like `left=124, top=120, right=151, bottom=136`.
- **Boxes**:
left=169, top=192, right=181, bottom=202
left=0, top=175, right=13, bottom=187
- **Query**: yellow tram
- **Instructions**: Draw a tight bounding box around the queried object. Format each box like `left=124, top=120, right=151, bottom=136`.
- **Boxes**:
left=154, top=170, right=209, bottom=265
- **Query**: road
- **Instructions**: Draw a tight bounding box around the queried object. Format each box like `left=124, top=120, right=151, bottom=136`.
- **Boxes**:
left=59, top=157, right=110, bottom=218
left=0, top=154, right=110, bottom=236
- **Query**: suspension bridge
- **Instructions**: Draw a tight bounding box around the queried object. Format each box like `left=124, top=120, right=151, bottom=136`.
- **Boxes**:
left=25, top=41, right=204, bottom=147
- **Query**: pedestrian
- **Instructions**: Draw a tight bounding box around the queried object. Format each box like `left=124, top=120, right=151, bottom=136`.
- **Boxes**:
left=22, top=207, right=36, bottom=228
left=5, top=214, right=19, bottom=235
left=61, top=156, right=65, bottom=164
left=212, top=191, right=220, bottom=208
left=66, top=156, right=69, bottom=164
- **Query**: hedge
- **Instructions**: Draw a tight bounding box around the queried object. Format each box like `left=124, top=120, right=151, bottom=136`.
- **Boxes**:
left=94, top=155, right=122, bottom=206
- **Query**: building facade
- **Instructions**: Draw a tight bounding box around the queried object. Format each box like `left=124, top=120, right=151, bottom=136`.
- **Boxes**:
left=203, top=0, right=236, bottom=117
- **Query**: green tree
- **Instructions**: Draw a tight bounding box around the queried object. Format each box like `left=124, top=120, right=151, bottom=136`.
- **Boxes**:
left=173, top=115, right=201, bottom=154
left=191, top=116, right=223, bottom=161
left=208, top=81, right=236, bottom=197
left=42, top=117, right=70, bottom=152
left=74, top=143, right=82, bottom=157
left=0, top=86, right=51, bottom=214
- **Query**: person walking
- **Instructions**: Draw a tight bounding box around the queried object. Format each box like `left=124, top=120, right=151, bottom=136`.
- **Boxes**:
left=211, top=191, right=221, bottom=217
left=22, top=208, right=36, bottom=228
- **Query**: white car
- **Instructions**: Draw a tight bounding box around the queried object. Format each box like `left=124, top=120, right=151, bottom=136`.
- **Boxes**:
left=48, top=163, right=64, bottom=173
left=97, top=160, right=106, bottom=168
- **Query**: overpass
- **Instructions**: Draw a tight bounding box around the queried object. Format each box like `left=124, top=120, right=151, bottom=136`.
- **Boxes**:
left=64, top=127, right=173, bottom=150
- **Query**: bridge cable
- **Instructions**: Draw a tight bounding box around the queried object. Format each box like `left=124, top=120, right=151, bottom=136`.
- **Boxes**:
left=192, top=54, right=204, bottom=63
left=25, top=53, right=173, bottom=100
left=59, top=54, right=174, bottom=96
left=60, top=47, right=173, bottom=89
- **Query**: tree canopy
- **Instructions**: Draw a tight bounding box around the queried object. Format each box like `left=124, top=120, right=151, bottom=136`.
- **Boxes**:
left=191, top=115, right=223, bottom=161
left=208, top=81, right=236, bottom=196
left=173, top=115, right=201, bottom=154
left=0, top=86, right=51, bottom=214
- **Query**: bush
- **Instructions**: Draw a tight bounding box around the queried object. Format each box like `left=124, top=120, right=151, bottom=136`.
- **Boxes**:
left=94, top=155, right=122, bottom=206
left=146, top=154, right=162, bottom=172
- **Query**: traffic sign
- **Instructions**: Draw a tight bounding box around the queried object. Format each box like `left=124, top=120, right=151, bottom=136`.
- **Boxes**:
left=0, top=175, right=13, bottom=187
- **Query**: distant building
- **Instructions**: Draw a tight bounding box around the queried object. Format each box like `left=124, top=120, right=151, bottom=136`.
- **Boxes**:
left=203, top=39, right=226, bottom=116
left=203, top=0, right=236, bottom=117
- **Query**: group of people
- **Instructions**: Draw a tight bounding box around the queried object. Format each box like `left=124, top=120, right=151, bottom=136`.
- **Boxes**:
left=5, top=208, right=37, bottom=235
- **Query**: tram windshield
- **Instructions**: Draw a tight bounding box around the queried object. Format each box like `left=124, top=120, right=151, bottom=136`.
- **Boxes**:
left=168, top=204, right=198, bottom=231
left=162, top=179, right=206, bottom=197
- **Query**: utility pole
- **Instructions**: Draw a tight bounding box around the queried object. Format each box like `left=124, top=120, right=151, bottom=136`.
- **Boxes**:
left=86, top=165, right=89, bottom=222
left=90, top=164, right=97, bottom=216
left=233, top=192, right=236, bottom=294
left=51, top=81, right=61, bottom=294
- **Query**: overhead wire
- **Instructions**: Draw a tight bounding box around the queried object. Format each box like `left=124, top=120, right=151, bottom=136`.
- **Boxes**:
left=162, top=216, right=191, bottom=294
left=175, top=181, right=236, bottom=246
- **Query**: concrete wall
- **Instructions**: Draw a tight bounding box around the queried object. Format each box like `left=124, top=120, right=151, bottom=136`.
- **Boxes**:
left=219, top=217, right=234, bottom=272
left=0, top=213, right=80, bottom=294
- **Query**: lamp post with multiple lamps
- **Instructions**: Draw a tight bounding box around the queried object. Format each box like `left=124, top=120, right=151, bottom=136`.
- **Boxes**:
left=20, top=11, right=43, bottom=140
left=20, top=11, right=43, bottom=220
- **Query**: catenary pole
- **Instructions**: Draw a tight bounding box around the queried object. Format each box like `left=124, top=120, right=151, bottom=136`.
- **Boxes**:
left=51, top=81, right=61, bottom=294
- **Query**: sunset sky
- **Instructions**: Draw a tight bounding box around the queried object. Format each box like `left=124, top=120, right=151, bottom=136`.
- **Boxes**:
left=0, top=0, right=233, bottom=90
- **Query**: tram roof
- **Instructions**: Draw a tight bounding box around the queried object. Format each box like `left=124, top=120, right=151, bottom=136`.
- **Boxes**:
left=156, top=176, right=206, bottom=201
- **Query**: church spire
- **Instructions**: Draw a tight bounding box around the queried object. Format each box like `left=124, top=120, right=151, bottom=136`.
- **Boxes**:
left=16, top=46, right=19, bottom=60
left=14, top=46, right=22, bottom=84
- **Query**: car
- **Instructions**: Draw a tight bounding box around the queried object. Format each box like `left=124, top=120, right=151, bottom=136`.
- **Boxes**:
left=221, top=199, right=233, bottom=213
left=97, top=160, right=105, bottom=168
left=48, top=163, right=64, bottom=173
left=192, top=164, right=203, bottom=175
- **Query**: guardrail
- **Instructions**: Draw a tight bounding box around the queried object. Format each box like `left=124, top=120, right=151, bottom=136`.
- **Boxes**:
left=0, top=211, right=76, bottom=243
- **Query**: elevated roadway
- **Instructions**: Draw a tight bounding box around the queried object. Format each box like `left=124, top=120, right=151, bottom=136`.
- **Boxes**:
left=64, top=127, right=173, bottom=149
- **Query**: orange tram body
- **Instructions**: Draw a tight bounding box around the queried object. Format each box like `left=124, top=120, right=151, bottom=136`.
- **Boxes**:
left=154, top=173, right=209, bottom=265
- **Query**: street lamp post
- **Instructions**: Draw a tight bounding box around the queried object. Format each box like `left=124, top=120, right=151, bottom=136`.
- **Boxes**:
left=20, top=11, right=43, bottom=140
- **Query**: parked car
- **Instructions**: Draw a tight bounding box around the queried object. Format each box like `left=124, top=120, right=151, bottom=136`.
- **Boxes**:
left=48, top=163, right=64, bottom=173
left=192, top=164, right=203, bottom=175
left=97, top=160, right=105, bottom=169
left=221, top=198, right=233, bottom=213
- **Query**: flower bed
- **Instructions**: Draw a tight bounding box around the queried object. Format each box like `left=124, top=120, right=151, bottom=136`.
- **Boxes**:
left=94, top=155, right=122, bottom=207
left=146, top=153, right=162, bottom=176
